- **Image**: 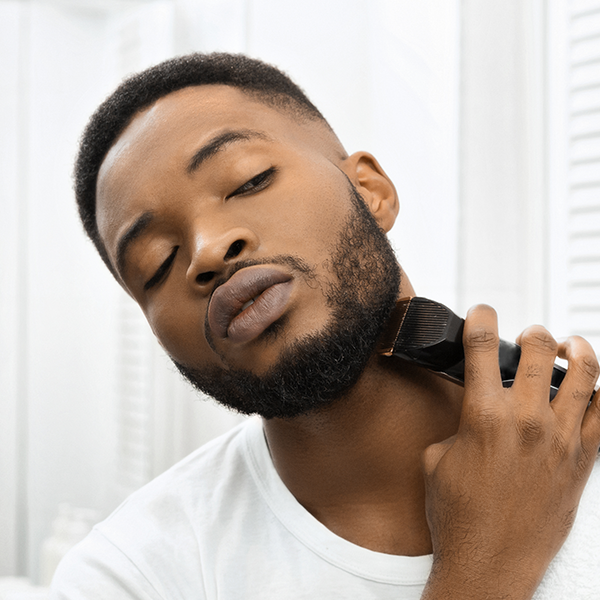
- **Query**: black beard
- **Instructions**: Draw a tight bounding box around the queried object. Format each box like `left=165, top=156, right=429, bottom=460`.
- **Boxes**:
left=173, top=182, right=401, bottom=419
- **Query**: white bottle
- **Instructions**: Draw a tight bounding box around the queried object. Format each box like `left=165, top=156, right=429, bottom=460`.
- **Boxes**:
left=39, top=504, right=99, bottom=587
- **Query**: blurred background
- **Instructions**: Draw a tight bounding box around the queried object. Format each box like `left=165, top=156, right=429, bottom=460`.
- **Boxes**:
left=1, top=0, right=598, bottom=591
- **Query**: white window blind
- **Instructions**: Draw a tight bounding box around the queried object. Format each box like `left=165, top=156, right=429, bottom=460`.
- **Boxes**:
left=565, top=1, right=600, bottom=351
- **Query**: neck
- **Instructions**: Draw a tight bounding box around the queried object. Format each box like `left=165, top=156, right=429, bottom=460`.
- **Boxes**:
left=262, top=354, right=463, bottom=556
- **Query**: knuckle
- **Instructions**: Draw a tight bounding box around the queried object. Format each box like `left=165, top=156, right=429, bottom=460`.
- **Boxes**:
left=565, top=336, right=600, bottom=381
left=515, top=414, right=545, bottom=447
left=466, top=405, right=506, bottom=437
left=579, top=355, right=600, bottom=381
left=571, top=388, right=591, bottom=405
left=523, top=363, right=544, bottom=379
left=520, top=326, right=558, bottom=355
left=464, top=327, right=499, bottom=352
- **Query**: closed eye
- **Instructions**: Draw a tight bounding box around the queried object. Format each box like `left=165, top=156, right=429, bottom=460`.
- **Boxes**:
left=227, top=167, right=277, bottom=198
left=144, top=247, right=178, bottom=291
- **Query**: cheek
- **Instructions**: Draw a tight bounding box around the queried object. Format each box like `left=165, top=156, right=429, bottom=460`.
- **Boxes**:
left=254, top=184, right=350, bottom=257
left=144, top=293, right=219, bottom=368
left=302, top=183, right=353, bottom=240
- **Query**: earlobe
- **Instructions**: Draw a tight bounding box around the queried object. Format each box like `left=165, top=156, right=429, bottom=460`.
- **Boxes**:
left=341, top=152, right=399, bottom=232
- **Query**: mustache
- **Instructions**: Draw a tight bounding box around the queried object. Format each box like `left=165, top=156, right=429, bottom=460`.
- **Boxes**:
left=210, top=254, right=315, bottom=292
left=203, top=254, right=317, bottom=355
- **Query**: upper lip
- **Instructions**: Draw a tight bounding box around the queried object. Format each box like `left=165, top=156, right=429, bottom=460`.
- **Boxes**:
left=207, top=266, right=293, bottom=339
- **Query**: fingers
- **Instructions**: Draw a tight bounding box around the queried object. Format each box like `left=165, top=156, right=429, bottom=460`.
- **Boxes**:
left=462, top=305, right=502, bottom=404
left=581, top=388, right=600, bottom=458
left=553, top=335, right=600, bottom=446
left=460, top=305, right=600, bottom=459
left=556, top=336, right=599, bottom=404
left=459, top=305, right=506, bottom=441
left=510, top=325, right=558, bottom=410
left=511, top=329, right=600, bottom=460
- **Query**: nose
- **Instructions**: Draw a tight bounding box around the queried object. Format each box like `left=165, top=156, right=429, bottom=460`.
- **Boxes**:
left=186, top=226, right=259, bottom=292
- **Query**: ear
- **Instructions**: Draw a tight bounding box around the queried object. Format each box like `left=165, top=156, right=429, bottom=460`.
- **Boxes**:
left=340, top=152, right=399, bottom=232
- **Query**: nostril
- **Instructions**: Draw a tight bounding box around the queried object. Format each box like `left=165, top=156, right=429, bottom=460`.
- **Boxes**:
left=224, top=239, right=245, bottom=260
left=196, top=271, right=215, bottom=284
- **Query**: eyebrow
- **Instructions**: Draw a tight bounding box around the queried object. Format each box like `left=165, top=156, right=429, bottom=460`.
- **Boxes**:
left=116, top=211, right=154, bottom=276
left=115, top=130, right=270, bottom=275
left=186, top=129, right=270, bottom=173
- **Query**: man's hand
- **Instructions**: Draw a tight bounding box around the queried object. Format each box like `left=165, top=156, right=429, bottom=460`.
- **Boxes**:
left=420, top=305, right=600, bottom=600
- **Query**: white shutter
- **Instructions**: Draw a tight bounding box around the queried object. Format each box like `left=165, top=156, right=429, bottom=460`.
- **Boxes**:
left=560, top=1, right=600, bottom=350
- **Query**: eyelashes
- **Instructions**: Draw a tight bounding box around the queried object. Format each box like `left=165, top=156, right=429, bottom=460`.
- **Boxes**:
left=227, top=166, right=277, bottom=198
left=144, top=246, right=178, bottom=291
left=143, top=167, right=276, bottom=291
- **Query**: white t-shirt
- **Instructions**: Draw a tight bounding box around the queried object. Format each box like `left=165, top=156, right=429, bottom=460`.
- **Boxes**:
left=50, top=418, right=600, bottom=599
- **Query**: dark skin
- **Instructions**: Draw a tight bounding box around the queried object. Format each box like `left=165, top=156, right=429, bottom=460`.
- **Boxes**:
left=96, top=85, right=600, bottom=599
left=265, top=355, right=463, bottom=556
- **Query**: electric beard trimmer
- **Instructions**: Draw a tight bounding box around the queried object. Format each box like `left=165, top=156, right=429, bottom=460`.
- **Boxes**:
left=377, top=296, right=568, bottom=400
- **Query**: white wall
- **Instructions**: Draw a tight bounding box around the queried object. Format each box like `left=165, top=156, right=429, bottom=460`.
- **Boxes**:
left=0, top=1, right=123, bottom=579
left=459, top=0, right=547, bottom=340
left=3, top=0, right=568, bottom=584
left=0, top=0, right=26, bottom=576
left=172, top=0, right=461, bottom=306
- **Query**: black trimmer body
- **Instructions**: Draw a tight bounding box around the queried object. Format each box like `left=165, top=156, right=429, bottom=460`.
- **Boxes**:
left=378, top=297, right=567, bottom=401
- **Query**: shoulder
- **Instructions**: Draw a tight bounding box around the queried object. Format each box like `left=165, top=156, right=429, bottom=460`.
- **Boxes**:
left=51, top=418, right=259, bottom=600
left=49, top=528, right=164, bottom=600
left=104, top=417, right=255, bottom=537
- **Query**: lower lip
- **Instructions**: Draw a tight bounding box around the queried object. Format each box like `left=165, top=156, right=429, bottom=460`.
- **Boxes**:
left=226, top=281, right=294, bottom=344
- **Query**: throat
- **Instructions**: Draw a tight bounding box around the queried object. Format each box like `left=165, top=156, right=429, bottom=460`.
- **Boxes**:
left=262, top=356, right=462, bottom=557
left=302, top=483, right=433, bottom=556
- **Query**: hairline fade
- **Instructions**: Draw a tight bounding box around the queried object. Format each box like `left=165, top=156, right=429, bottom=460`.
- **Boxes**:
left=74, top=52, right=333, bottom=276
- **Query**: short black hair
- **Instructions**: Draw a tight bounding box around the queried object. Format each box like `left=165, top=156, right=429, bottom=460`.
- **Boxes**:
left=74, top=52, right=329, bottom=274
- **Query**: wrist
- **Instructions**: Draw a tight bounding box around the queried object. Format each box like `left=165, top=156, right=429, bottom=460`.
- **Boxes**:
left=420, top=556, right=541, bottom=600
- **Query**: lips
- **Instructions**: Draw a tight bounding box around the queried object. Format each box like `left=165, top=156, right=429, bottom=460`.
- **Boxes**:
left=207, top=267, right=293, bottom=344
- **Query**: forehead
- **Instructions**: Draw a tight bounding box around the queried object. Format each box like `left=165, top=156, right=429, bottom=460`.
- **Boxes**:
left=104, top=85, right=312, bottom=165
left=97, top=85, right=336, bottom=189
left=96, top=85, right=339, bottom=241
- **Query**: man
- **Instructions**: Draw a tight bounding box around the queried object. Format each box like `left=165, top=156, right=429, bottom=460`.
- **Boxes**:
left=51, top=53, right=600, bottom=599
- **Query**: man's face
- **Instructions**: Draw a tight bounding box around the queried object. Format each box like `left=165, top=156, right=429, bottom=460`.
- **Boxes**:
left=96, top=86, right=400, bottom=418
